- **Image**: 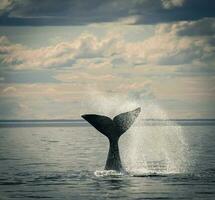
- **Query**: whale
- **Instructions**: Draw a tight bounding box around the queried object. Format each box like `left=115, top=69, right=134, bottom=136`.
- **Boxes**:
left=81, top=107, right=141, bottom=173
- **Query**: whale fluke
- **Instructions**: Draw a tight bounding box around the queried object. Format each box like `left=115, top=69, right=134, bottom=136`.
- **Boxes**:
left=81, top=107, right=141, bottom=172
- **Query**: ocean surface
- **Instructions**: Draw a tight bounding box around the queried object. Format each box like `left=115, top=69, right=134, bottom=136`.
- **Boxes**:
left=0, top=120, right=215, bottom=199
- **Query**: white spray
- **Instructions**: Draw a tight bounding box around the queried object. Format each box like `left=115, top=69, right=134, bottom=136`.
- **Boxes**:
left=84, top=91, right=189, bottom=175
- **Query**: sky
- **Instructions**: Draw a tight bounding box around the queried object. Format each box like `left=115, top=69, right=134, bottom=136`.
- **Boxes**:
left=0, top=0, right=215, bottom=119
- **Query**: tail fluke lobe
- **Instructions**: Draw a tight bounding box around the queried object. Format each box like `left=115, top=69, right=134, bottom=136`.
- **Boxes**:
left=81, top=107, right=141, bottom=140
left=81, top=114, right=115, bottom=138
left=113, top=107, right=141, bottom=137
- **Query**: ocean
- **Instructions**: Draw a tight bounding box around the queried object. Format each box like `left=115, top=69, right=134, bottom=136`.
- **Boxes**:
left=0, top=120, right=215, bottom=199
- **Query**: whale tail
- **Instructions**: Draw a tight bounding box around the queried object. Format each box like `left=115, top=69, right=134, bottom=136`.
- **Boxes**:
left=81, top=107, right=141, bottom=141
left=81, top=107, right=141, bottom=172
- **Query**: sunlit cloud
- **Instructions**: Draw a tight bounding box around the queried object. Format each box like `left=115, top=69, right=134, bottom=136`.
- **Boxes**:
left=1, top=18, right=214, bottom=71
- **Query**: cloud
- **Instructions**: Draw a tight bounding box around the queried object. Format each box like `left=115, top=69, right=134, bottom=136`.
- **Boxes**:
left=161, top=0, right=185, bottom=9
left=1, top=74, right=214, bottom=119
left=0, top=32, right=122, bottom=69
left=0, top=0, right=215, bottom=25
left=0, top=0, right=13, bottom=11
left=55, top=72, right=115, bottom=82
left=0, top=18, right=214, bottom=71
left=124, top=19, right=215, bottom=66
left=176, top=18, right=215, bottom=36
left=2, top=86, right=17, bottom=93
left=155, top=18, right=215, bottom=65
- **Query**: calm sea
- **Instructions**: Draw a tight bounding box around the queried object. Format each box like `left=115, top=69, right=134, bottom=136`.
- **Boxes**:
left=0, top=120, right=215, bottom=199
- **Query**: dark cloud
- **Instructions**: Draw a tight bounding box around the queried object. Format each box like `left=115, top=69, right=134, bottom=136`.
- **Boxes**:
left=0, top=0, right=131, bottom=25
left=0, top=0, right=215, bottom=26
left=134, top=0, right=215, bottom=24
left=176, top=18, right=215, bottom=36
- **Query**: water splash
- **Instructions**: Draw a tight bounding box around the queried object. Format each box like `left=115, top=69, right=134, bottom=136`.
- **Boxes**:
left=121, top=103, right=189, bottom=175
left=85, top=92, right=189, bottom=175
left=94, top=170, right=123, bottom=177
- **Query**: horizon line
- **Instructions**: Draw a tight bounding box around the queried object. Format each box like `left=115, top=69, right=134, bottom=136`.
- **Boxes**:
left=0, top=118, right=215, bottom=128
left=0, top=118, right=215, bottom=122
